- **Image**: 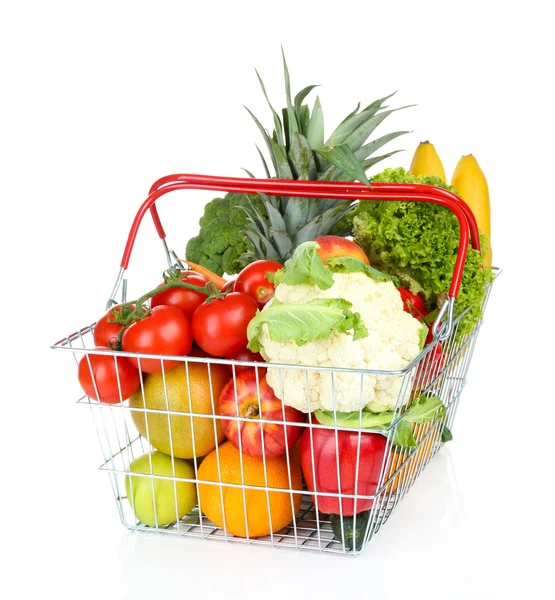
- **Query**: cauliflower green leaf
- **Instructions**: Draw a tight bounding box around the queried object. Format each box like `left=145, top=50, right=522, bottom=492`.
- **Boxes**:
left=314, top=395, right=446, bottom=447
left=247, top=297, right=367, bottom=352
left=327, top=256, right=400, bottom=286
left=269, top=241, right=333, bottom=290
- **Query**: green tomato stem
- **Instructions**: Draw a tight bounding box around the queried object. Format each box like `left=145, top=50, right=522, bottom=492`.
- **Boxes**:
left=108, top=274, right=218, bottom=350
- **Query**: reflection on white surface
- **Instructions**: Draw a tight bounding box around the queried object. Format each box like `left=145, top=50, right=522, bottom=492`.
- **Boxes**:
left=114, top=448, right=493, bottom=600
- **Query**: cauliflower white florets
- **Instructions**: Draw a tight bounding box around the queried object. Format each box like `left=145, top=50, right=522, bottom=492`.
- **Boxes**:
left=259, top=272, right=423, bottom=413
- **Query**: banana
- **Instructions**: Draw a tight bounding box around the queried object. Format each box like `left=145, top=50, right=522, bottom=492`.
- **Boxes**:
left=451, top=154, right=492, bottom=267
left=409, top=141, right=446, bottom=181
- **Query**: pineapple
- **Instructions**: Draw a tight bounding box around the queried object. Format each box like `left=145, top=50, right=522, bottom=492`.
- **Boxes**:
left=241, top=50, right=410, bottom=263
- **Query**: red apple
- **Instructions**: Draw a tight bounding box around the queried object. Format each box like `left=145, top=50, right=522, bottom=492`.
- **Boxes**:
left=313, top=235, right=370, bottom=265
left=217, top=368, right=306, bottom=458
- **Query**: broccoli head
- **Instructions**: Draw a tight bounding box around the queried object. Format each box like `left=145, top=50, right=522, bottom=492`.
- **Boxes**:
left=185, top=193, right=266, bottom=276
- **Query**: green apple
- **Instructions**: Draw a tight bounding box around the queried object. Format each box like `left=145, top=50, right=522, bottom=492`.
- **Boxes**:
left=125, top=451, right=197, bottom=526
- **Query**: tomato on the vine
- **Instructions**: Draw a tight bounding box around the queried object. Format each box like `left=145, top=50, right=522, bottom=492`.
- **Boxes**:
left=78, top=349, right=141, bottom=404
left=151, top=272, right=208, bottom=319
left=192, top=292, right=258, bottom=357
left=234, top=260, right=282, bottom=308
left=122, top=305, right=193, bottom=373
left=93, top=305, right=125, bottom=348
left=221, top=279, right=236, bottom=293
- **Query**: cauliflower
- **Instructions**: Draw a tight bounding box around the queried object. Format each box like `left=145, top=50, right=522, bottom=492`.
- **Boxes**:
left=247, top=243, right=426, bottom=414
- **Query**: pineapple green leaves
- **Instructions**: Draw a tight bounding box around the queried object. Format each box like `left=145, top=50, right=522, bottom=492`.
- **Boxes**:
left=186, top=52, right=413, bottom=274
left=241, top=50, right=412, bottom=264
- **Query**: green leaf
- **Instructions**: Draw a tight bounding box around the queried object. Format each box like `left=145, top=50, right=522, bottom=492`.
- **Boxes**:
left=255, top=69, right=285, bottom=149
left=393, top=420, right=417, bottom=447
left=402, top=395, right=445, bottom=424
left=298, top=104, right=310, bottom=137
left=244, top=105, right=278, bottom=175
left=281, top=48, right=299, bottom=147
left=314, top=409, right=394, bottom=429
left=313, top=395, right=446, bottom=448
left=441, top=425, right=453, bottom=443
left=358, top=150, right=404, bottom=173
left=293, top=201, right=353, bottom=247
left=255, top=145, right=272, bottom=178
left=244, top=230, right=280, bottom=262
left=270, top=139, right=294, bottom=180
left=289, top=132, right=317, bottom=180
left=294, top=84, right=318, bottom=130
left=272, top=241, right=333, bottom=290
left=315, top=144, right=370, bottom=186
left=354, top=131, right=410, bottom=161
left=327, top=257, right=400, bottom=285
left=294, top=84, right=318, bottom=112
left=326, top=93, right=407, bottom=150
left=242, top=168, right=256, bottom=178
left=344, top=107, right=412, bottom=152
left=361, top=91, right=398, bottom=114
left=263, top=203, right=293, bottom=258
left=326, top=105, right=368, bottom=147
left=247, top=298, right=366, bottom=352
left=308, top=298, right=368, bottom=340
left=307, top=96, right=324, bottom=150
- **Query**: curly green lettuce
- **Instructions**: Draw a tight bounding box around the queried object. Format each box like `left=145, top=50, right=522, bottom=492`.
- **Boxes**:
left=352, top=167, right=493, bottom=336
left=185, top=193, right=266, bottom=276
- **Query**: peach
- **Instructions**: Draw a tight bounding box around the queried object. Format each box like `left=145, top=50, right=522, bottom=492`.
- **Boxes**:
left=313, top=235, right=370, bottom=265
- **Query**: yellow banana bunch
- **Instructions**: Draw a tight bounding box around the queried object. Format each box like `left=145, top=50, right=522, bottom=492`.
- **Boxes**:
left=451, top=155, right=492, bottom=267
left=409, top=141, right=446, bottom=181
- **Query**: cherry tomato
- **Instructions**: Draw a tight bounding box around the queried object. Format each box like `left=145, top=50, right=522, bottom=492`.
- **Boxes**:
left=122, top=305, right=193, bottom=373
left=226, top=348, right=264, bottom=373
left=398, top=287, right=428, bottom=320
left=192, top=292, right=258, bottom=357
left=234, top=260, right=282, bottom=308
left=221, top=279, right=235, bottom=293
left=78, top=349, right=141, bottom=404
left=93, top=305, right=125, bottom=347
left=151, top=273, right=208, bottom=319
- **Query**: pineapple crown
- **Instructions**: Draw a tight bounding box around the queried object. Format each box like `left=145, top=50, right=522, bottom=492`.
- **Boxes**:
left=241, top=49, right=413, bottom=264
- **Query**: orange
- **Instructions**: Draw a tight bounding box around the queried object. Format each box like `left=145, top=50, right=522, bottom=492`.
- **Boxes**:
left=130, top=362, right=229, bottom=459
left=198, top=441, right=303, bottom=538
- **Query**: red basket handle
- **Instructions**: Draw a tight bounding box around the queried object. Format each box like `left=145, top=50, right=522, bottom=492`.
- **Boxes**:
left=119, top=174, right=479, bottom=301
left=145, top=174, right=481, bottom=256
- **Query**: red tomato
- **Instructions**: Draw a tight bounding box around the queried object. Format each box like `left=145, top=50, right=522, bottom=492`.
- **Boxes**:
left=151, top=273, right=208, bottom=319
left=300, top=421, right=387, bottom=516
left=221, top=279, right=236, bottom=293
left=398, top=287, right=428, bottom=320
left=234, top=260, right=282, bottom=308
left=122, top=306, right=193, bottom=373
left=192, top=292, right=258, bottom=357
left=78, top=349, right=141, bottom=404
left=226, top=348, right=264, bottom=373
left=93, top=305, right=125, bottom=347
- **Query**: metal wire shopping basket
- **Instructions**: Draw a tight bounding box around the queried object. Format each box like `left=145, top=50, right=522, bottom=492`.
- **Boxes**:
left=51, top=174, right=498, bottom=555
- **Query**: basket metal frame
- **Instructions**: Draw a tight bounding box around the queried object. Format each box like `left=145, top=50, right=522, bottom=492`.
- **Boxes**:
left=51, top=175, right=498, bottom=555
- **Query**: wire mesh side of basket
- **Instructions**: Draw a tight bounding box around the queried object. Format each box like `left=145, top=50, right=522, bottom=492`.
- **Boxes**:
left=51, top=273, right=497, bottom=555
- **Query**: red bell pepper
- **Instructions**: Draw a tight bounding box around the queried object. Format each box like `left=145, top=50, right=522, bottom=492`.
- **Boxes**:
left=300, top=421, right=387, bottom=516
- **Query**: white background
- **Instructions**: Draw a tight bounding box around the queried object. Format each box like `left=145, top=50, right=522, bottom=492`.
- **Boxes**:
left=1, top=1, right=553, bottom=599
